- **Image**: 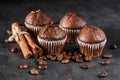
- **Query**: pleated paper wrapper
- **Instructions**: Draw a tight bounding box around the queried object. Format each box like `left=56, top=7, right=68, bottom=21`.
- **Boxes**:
left=37, top=36, right=67, bottom=55
left=59, top=25, right=80, bottom=44
left=25, top=22, right=42, bottom=35
left=77, top=38, right=107, bottom=58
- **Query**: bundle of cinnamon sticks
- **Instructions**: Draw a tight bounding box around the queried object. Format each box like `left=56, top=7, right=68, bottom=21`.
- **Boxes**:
left=8, top=22, right=43, bottom=59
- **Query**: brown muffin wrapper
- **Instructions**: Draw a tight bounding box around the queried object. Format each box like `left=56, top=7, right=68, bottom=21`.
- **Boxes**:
left=77, top=38, right=107, bottom=58
left=37, top=36, right=67, bottom=55
left=59, top=25, right=80, bottom=43
left=25, top=22, right=41, bottom=35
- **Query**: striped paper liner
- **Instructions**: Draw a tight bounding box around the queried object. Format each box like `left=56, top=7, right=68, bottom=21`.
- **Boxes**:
left=37, top=36, right=67, bottom=55
left=77, top=38, right=107, bottom=58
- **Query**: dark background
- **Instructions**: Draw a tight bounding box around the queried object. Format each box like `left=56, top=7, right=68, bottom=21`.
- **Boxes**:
left=0, top=0, right=120, bottom=80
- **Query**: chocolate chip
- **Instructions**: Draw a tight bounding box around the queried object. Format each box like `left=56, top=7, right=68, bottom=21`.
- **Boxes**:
left=64, top=78, right=72, bottom=80
left=102, top=53, right=112, bottom=58
left=81, top=64, right=89, bottom=69
left=19, top=64, right=28, bottom=69
left=6, top=30, right=12, bottom=35
left=11, top=46, right=18, bottom=53
left=99, top=71, right=108, bottom=78
left=61, top=59, right=70, bottom=64
left=30, top=68, right=39, bottom=75
left=109, top=44, right=117, bottom=49
left=85, top=56, right=92, bottom=61
left=101, top=60, right=110, bottom=65
left=38, top=64, right=47, bottom=70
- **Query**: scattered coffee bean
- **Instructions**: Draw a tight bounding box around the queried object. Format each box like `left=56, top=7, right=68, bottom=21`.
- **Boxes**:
left=30, top=68, right=39, bottom=75
left=11, top=46, right=18, bottom=53
left=63, top=54, right=71, bottom=59
left=39, top=60, right=47, bottom=65
left=109, top=44, right=117, bottom=49
left=85, top=56, right=92, bottom=61
left=6, top=30, right=12, bottom=35
left=101, top=60, right=110, bottom=65
left=47, top=54, right=52, bottom=59
left=102, top=53, right=112, bottom=58
left=50, top=56, right=56, bottom=61
left=68, top=52, right=72, bottom=56
left=64, top=78, right=72, bottom=80
left=81, top=63, right=89, bottom=69
left=72, top=54, right=80, bottom=59
left=75, top=57, right=83, bottom=63
left=61, top=59, right=70, bottom=64
left=38, top=64, right=47, bottom=70
left=99, top=71, right=108, bottom=78
left=19, top=64, right=28, bottom=69
left=56, top=53, right=63, bottom=61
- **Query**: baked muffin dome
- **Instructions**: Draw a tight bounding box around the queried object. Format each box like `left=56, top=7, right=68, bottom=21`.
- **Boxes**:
left=60, top=12, right=86, bottom=29
left=38, top=24, right=67, bottom=41
left=78, top=25, right=106, bottom=44
left=25, top=10, right=54, bottom=27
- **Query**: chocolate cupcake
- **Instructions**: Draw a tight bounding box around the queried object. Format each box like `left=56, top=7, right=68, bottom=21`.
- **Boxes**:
left=77, top=25, right=107, bottom=58
left=37, top=24, right=67, bottom=55
left=25, top=10, right=54, bottom=35
left=59, top=12, right=86, bottom=43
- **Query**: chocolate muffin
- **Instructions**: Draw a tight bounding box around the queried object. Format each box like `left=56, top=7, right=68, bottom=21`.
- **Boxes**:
left=25, top=9, right=54, bottom=35
left=59, top=12, right=86, bottom=43
left=77, top=25, right=107, bottom=58
left=37, top=24, right=67, bottom=55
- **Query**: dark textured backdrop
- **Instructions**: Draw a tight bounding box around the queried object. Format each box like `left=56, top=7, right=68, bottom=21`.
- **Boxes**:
left=0, top=0, right=120, bottom=80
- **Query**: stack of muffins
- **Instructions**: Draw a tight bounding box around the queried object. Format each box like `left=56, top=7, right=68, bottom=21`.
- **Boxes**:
left=24, top=9, right=107, bottom=59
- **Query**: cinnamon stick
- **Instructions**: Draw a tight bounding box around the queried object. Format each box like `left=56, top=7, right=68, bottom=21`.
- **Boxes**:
left=11, top=22, right=33, bottom=59
left=24, top=34, right=43, bottom=58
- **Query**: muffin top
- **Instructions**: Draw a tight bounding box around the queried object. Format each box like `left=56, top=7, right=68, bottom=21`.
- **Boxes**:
left=60, top=12, right=86, bottom=30
left=78, top=26, right=106, bottom=44
left=25, top=10, right=54, bottom=26
left=38, top=24, right=67, bottom=41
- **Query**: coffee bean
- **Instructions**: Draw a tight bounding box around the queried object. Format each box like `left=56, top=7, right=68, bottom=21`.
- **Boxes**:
left=30, top=68, right=39, bottom=75
left=99, top=71, right=108, bottom=78
left=101, top=60, right=110, bottom=65
left=19, top=64, right=28, bottom=69
left=85, top=56, right=92, bottom=61
left=6, top=30, right=12, bottom=35
left=61, top=59, right=70, bottom=64
left=50, top=56, right=56, bottom=61
left=81, top=64, right=89, bottom=69
left=36, top=56, right=47, bottom=62
left=72, top=54, right=80, bottom=59
left=64, top=78, right=72, bottom=80
left=102, top=53, right=112, bottom=58
left=68, top=52, right=72, bottom=56
left=75, top=57, right=83, bottom=63
left=63, top=54, right=71, bottom=59
left=109, top=44, right=117, bottom=49
left=47, top=54, right=52, bottom=59
left=11, top=46, right=18, bottom=53
left=38, top=64, right=47, bottom=70
left=56, top=53, right=63, bottom=61
left=39, top=60, right=47, bottom=65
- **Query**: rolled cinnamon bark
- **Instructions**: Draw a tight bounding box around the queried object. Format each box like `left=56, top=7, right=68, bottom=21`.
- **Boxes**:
left=11, top=22, right=33, bottom=59
left=24, top=34, right=43, bottom=58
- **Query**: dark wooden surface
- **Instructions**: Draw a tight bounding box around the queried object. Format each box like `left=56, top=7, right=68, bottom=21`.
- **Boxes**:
left=0, top=0, right=120, bottom=80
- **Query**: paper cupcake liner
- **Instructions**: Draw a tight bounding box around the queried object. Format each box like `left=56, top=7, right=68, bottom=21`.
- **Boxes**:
left=59, top=25, right=80, bottom=43
left=25, top=22, right=42, bottom=35
left=77, top=38, right=107, bottom=58
left=37, top=36, right=67, bottom=55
